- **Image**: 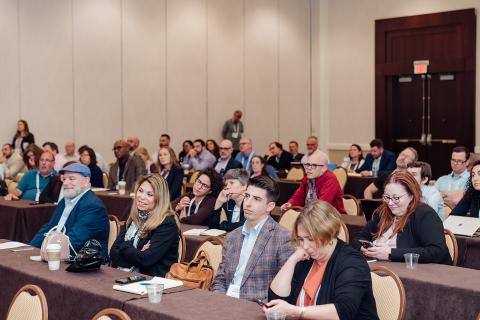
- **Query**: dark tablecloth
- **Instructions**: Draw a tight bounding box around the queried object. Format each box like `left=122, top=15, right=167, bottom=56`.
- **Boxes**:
left=96, top=191, right=133, bottom=221
left=344, top=175, right=376, bottom=198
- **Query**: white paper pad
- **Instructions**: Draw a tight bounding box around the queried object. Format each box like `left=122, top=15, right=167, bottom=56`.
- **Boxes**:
left=113, top=277, right=183, bottom=295
left=0, top=241, right=29, bottom=250
left=92, top=188, right=108, bottom=192
left=182, top=228, right=208, bottom=236
left=182, top=229, right=227, bottom=237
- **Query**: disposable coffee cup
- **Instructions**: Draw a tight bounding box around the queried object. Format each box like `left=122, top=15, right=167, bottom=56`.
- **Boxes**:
left=118, top=181, right=126, bottom=195
left=147, top=283, right=164, bottom=303
left=46, top=243, right=61, bottom=271
left=404, top=253, right=420, bottom=269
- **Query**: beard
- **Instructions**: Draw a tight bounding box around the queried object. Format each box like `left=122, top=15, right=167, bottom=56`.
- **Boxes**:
left=63, top=186, right=84, bottom=199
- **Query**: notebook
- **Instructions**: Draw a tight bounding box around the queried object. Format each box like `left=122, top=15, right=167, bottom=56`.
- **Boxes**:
left=182, top=229, right=227, bottom=237
left=443, top=216, right=480, bottom=237
left=113, top=277, right=183, bottom=295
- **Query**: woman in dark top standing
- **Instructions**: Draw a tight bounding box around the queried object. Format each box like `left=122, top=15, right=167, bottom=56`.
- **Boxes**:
left=265, top=200, right=378, bottom=320
left=357, top=171, right=451, bottom=265
left=150, top=147, right=183, bottom=201
left=12, top=120, right=35, bottom=154
left=78, top=146, right=104, bottom=188
left=110, top=174, right=180, bottom=276
left=173, top=168, right=223, bottom=225
left=451, top=160, right=480, bottom=217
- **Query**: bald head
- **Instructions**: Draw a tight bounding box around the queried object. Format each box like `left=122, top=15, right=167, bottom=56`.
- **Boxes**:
left=127, top=136, right=140, bottom=151
left=219, top=140, right=234, bottom=159
left=113, top=140, right=130, bottom=160
left=65, top=142, right=76, bottom=157
left=304, top=150, right=328, bottom=179
left=306, top=136, right=319, bottom=155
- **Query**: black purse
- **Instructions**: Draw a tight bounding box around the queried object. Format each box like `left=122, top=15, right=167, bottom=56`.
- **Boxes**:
left=66, top=239, right=103, bottom=273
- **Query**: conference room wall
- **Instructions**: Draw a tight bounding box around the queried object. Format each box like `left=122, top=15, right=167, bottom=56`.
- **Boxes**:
left=0, top=0, right=312, bottom=163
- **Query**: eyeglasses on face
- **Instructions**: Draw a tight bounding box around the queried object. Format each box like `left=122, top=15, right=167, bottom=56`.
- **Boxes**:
left=194, top=179, right=210, bottom=190
left=219, top=147, right=231, bottom=151
left=382, top=193, right=408, bottom=204
left=303, top=163, right=324, bottom=170
left=451, top=159, right=466, bottom=165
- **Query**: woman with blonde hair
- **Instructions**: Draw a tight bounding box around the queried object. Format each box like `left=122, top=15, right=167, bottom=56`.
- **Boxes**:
left=150, top=147, right=184, bottom=201
left=134, top=147, right=153, bottom=173
left=265, top=200, right=378, bottom=319
left=110, top=174, right=180, bottom=276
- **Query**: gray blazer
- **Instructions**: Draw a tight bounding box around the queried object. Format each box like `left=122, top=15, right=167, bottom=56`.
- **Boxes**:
left=108, top=155, right=146, bottom=192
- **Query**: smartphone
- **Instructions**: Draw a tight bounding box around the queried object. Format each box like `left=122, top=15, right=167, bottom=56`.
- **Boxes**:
left=115, top=275, right=147, bottom=285
left=359, top=240, right=375, bottom=249
left=250, top=298, right=267, bottom=308
left=29, top=201, right=40, bottom=205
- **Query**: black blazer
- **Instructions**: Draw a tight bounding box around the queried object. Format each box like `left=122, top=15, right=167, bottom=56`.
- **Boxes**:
left=12, top=133, right=35, bottom=153
left=214, top=157, right=243, bottom=176
left=451, top=194, right=480, bottom=218
left=356, top=149, right=396, bottom=176
left=267, top=151, right=293, bottom=171
left=172, top=193, right=216, bottom=226
left=209, top=199, right=245, bottom=231
left=291, top=153, right=304, bottom=162
left=151, top=165, right=184, bottom=201
left=356, top=204, right=452, bottom=265
left=269, top=240, right=379, bottom=320
left=89, top=164, right=104, bottom=188
left=110, top=215, right=179, bottom=276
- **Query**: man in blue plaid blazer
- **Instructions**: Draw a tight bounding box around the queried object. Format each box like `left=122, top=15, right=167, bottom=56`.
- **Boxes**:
left=211, top=176, right=292, bottom=301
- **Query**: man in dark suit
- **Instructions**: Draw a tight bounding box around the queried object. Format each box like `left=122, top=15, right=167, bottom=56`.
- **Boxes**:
left=267, top=142, right=293, bottom=171
left=108, top=140, right=146, bottom=192
left=31, top=163, right=109, bottom=260
left=356, top=138, right=396, bottom=176
left=214, top=140, right=243, bottom=176
left=288, top=140, right=304, bottom=162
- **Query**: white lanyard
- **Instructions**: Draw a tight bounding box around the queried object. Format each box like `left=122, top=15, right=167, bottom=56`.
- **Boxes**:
left=160, top=168, right=170, bottom=179
left=298, top=264, right=322, bottom=307
left=233, top=123, right=239, bottom=134
left=35, top=173, right=41, bottom=202
left=187, top=197, right=203, bottom=216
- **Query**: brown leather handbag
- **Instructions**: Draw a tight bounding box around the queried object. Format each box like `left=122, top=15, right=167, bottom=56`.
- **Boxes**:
left=166, top=251, right=214, bottom=290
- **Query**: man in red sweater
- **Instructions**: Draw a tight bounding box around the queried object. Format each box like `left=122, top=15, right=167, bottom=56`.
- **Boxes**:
left=280, top=151, right=346, bottom=214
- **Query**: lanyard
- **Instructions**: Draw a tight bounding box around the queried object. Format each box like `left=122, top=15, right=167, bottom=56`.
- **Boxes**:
left=243, top=152, right=254, bottom=171
left=35, top=172, right=40, bottom=202
left=233, top=123, right=239, bottom=134
left=187, top=197, right=203, bottom=216
left=160, top=168, right=170, bottom=179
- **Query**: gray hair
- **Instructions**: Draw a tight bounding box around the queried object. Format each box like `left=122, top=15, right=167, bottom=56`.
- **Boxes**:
left=224, top=168, right=250, bottom=186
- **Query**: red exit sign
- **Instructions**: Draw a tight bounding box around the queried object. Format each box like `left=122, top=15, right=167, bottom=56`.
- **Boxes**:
left=413, top=60, right=429, bottom=74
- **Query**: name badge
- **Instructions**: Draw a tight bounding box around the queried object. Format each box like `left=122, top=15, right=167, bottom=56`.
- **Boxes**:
left=232, top=132, right=239, bottom=139
left=226, top=284, right=240, bottom=299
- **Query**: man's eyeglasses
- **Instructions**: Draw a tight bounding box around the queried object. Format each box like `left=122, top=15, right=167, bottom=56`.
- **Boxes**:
left=219, top=147, right=231, bottom=151
left=194, top=179, right=210, bottom=190
left=451, top=159, right=466, bottom=165
left=39, top=159, right=54, bottom=163
left=303, top=163, right=324, bottom=170
left=382, top=193, right=408, bottom=204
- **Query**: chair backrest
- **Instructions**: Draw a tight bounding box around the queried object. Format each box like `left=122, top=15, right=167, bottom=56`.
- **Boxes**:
left=332, top=167, right=348, bottom=190
left=370, top=265, right=406, bottom=320
left=286, top=167, right=304, bottom=180
left=91, top=308, right=131, bottom=320
left=444, top=204, right=452, bottom=220
left=278, top=209, right=301, bottom=232
left=102, top=173, right=109, bottom=188
left=189, top=171, right=200, bottom=184
left=342, top=194, right=361, bottom=216
left=7, top=284, right=48, bottom=320
left=337, top=219, right=349, bottom=244
left=178, top=231, right=186, bottom=263
left=193, top=236, right=224, bottom=275
left=444, top=228, right=458, bottom=266
left=108, top=215, right=120, bottom=254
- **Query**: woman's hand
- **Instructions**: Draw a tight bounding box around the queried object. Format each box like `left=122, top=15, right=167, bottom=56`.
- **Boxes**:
left=141, top=241, right=151, bottom=251
left=216, top=189, right=229, bottom=207
left=289, top=247, right=310, bottom=264
left=363, top=243, right=391, bottom=260
left=263, top=300, right=301, bottom=318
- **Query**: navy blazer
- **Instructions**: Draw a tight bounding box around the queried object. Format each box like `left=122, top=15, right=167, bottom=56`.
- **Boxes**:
left=356, top=149, right=396, bottom=176
left=30, top=190, right=109, bottom=260
left=150, top=165, right=184, bottom=201
left=214, top=157, right=243, bottom=176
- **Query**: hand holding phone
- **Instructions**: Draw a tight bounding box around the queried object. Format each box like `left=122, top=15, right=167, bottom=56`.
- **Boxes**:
left=250, top=298, right=267, bottom=308
left=359, top=240, right=375, bottom=249
left=115, top=275, right=147, bottom=285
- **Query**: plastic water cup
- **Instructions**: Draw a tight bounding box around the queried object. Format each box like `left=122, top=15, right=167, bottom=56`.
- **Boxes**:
left=147, top=283, right=164, bottom=303
left=118, top=181, right=126, bottom=195
left=404, top=253, right=420, bottom=269
left=46, top=243, right=61, bottom=271
left=265, top=310, right=286, bottom=320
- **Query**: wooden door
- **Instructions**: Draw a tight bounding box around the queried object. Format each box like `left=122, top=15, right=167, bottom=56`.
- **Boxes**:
left=376, top=9, right=476, bottom=178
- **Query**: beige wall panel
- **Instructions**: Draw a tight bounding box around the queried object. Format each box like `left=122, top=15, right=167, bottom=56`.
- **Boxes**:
left=0, top=0, right=20, bottom=144
left=244, top=0, right=278, bottom=155
left=278, top=0, right=310, bottom=154
left=123, top=0, right=166, bottom=157
left=73, top=0, right=122, bottom=163
left=207, top=0, right=244, bottom=142
left=19, top=0, right=73, bottom=146
left=166, top=0, right=207, bottom=152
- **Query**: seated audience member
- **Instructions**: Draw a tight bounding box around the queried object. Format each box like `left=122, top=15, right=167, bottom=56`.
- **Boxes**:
left=211, top=176, right=292, bottom=300
left=150, top=147, right=183, bottom=201
left=79, top=146, right=104, bottom=188
left=110, top=174, right=180, bottom=276
left=126, top=136, right=140, bottom=154
left=209, top=169, right=249, bottom=231
left=108, top=140, right=147, bottom=193
left=23, top=144, right=43, bottom=170
left=12, top=119, right=35, bottom=154
left=151, top=134, right=171, bottom=162
left=42, top=142, right=67, bottom=171
left=357, top=171, right=451, bottom=265
left=135, top=147, right=154, bottom=173
left=2, top=144, right=25, bottom=180
left=187, top=139, right=217, bottom=171
left=341, top=143, right=365, bottom=172
left=467, top=152, right=479, bottom=172
left=288, top=141, right=304, bottom=162
left=281, top=151, right=346, bottom=214
left=78, top=144, right=108, bottom=174
left=451, top=160, right=480, bottom=218
left=5, top=151, right=57, bottom=201
left=207, top=139, right=220, bottom=159
left=173, top=168, right=223, bottom=225
left=407, top=161, right=444, bottom=221
left=214, top=140, right=243, bottom=176
left=179, top=140, right=193, bottom=164
left=64, top=142, right=78, bottom=162
left=301, top=136, right=321, bottom=164
left=356, top=139, right=396, bottom=176
left=267, top=142, right=293, bottom=171
left=435, top=146, right=470, bottom=208
left=39, top=160, right=76, bottom=203
left=266, top=200, right=378, bottom=320
left=234, top=138, right=261, bottom=173
left=31, top=163, right=109, bottom=260
left=250, top=155, right=279, bottom=179
left=363, top=147, right=418, bottom=199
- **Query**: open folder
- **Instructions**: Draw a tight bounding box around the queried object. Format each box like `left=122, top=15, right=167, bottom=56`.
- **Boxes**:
left=113, top=277, right=183, bottom=295
left=182, top=229, right=226, bottom=237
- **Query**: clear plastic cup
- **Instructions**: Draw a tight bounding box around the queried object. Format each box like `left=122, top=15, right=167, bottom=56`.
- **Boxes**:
left=118, top=181, right=126, bottom=195
left=265, top=310, right=286, bottom=320
left=404, top=253, right=420, bottom=269
left=147, top=283, right=164, bottom=303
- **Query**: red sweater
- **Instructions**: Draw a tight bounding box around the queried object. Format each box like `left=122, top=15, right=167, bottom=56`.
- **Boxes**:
left=288, top=171, right=346, bottom=214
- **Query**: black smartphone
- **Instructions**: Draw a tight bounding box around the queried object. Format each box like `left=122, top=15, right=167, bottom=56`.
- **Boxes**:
left=115, top=275, right=147, bottom=285
left=250, top=298, right=267, bottom=308
left=29, top=201, right=40, bottom=205
left=359, top=240, right=375, bottom=249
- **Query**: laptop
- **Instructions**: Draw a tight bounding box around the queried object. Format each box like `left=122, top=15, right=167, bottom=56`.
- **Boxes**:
left=360, top=199, right=382, bottom=221
left=443, top=216, right=480, bottom=237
